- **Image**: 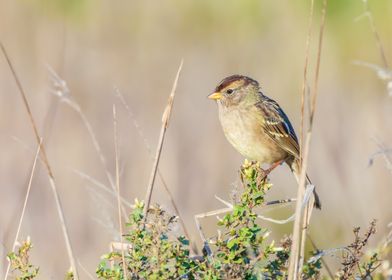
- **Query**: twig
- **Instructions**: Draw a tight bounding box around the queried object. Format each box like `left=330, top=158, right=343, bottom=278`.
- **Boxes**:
left=142, top=59, right=184, bottom=222
left=215, top=189, right=313, bottom=225
left=4, top=140, right=42, bottom=279
left=265, top=198, right=296, bottom=206
left=288, top=0, right=328, bottom=279
left=116, top=89, right=191, bottom=240
left=0, top=41, right=79, bottom=279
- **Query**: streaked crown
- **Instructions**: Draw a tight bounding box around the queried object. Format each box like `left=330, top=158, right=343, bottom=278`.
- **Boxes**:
left=215, top=75, right=259, bottom=93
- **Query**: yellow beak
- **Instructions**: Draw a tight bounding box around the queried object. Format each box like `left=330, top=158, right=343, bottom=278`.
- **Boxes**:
left=208, top=92, right=223, bottom=100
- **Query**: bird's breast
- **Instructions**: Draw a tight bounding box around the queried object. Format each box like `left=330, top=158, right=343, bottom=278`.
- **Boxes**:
left=218, top=106, right=286, bottom=164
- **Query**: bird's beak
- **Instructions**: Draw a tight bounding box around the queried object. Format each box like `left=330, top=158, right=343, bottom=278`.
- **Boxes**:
left=208, top=91, right=223, bottom=100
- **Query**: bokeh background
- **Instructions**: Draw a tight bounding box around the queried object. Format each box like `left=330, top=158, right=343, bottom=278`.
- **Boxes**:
left=1, top=0, right=392, bottom=278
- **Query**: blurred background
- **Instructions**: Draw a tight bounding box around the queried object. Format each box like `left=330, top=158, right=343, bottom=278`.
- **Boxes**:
left=1, top=0, right=391, bottom=278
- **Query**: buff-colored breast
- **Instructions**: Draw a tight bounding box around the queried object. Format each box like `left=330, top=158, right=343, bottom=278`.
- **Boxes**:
left=218, top=104, right=287, bottom=164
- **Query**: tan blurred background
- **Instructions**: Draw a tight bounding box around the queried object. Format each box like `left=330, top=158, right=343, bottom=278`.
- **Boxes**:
left=1, top=0, right=392, bottom=278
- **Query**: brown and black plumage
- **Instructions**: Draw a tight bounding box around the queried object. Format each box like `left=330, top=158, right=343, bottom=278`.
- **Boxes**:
left=208, top=75, right=321, bottom=209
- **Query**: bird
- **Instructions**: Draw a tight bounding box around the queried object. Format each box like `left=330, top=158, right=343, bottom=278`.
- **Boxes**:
left=208, top=74, right=321, bottom=209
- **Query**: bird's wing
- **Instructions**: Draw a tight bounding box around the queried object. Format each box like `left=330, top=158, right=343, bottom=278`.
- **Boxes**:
left=256, top=95, right=300, bottom=159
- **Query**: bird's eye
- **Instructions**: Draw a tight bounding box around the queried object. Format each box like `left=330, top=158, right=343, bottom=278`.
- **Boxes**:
left=226, top=89, right=234, bottom=94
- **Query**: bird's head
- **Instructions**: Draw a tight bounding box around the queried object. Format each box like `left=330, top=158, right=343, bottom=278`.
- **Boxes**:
left=208, top=75, right=260, bottom=108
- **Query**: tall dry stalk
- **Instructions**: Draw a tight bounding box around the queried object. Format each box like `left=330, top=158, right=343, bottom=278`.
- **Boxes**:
left=112, top=105, right=127, bottom=279
left=0, top=42, right=79, bottom=279
left=4, top=140, right=42, bottom=279
left=143, top=60, right=184, bottom=222
left=288, top=0, right=328, bottom=279
left=116, top=89, right=191, bottom=240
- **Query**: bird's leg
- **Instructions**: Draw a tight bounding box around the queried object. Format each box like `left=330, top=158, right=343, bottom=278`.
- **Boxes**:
left=263, top=159, right=285, bottom=177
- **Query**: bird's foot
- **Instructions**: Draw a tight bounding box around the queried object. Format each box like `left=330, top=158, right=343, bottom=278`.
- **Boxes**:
left=255, top=166, right=269, bottom=185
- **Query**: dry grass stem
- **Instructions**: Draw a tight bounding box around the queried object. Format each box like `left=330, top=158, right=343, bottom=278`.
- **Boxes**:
left=113, top=105, right=128, bottom=278
left=116, top=89, right=191, bottom=240
left=361, top=0, right=389, bottom=69
left=288, top=0, right=328, bottom=278
left=4, top=139, right=42, bottom=280
left=300, top=0, right=315, bottom=153
left=73, top=170, right=134, bottom=209
left=142, top=59, right=184, bottom=222
left=77, top=259, right=95, bottom=280
left=309, top=0, right=328, bottom=125
left=47, top=66, right=128, bottom=219
left=0, top=42, right=79, bottom=279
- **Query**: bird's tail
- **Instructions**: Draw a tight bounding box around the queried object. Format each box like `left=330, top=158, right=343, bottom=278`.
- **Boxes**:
left=305, top=174, right=322, bottom=210
left=290, top=160, right=322, bottom=210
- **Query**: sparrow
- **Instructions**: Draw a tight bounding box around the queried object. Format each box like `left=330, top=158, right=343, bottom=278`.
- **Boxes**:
left=208, top=75, right=321, bottom=209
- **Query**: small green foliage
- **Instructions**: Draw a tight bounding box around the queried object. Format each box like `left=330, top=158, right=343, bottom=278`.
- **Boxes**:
left=96, top=200, right=197, bottom=279
left=263, top=236, right=292, bottom=279
left=96, top=161, right=387, bottom=279
left=7, top=238, right=39, bottom=280
left=65, top=269, right=75, bottom=280
left=302, top=251, right=322, bottom=280
left=359, top=252, right=382, bottom=278
left=207, top=160, right=276, bottom=279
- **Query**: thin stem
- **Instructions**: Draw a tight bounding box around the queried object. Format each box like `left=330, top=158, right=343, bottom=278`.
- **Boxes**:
left=288, top=0, right=328, bottom=278
left=310, top=0, right=328, bottom=125
left=300, top=0, right=315, bottom=157
left=116, top=89, right=191, bottom=240
left=143, top=60, right=184, bottom=222
left=363, top=0, right=389, bottom=69
left=4, top=140, right=42, bottom=279
left=113, top=105, right=128, bottom=279
left=0, top=41, right=79, bottom=279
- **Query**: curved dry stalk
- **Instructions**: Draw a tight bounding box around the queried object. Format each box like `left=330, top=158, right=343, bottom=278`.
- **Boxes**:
left=0, top=42, right=79, bottom=279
